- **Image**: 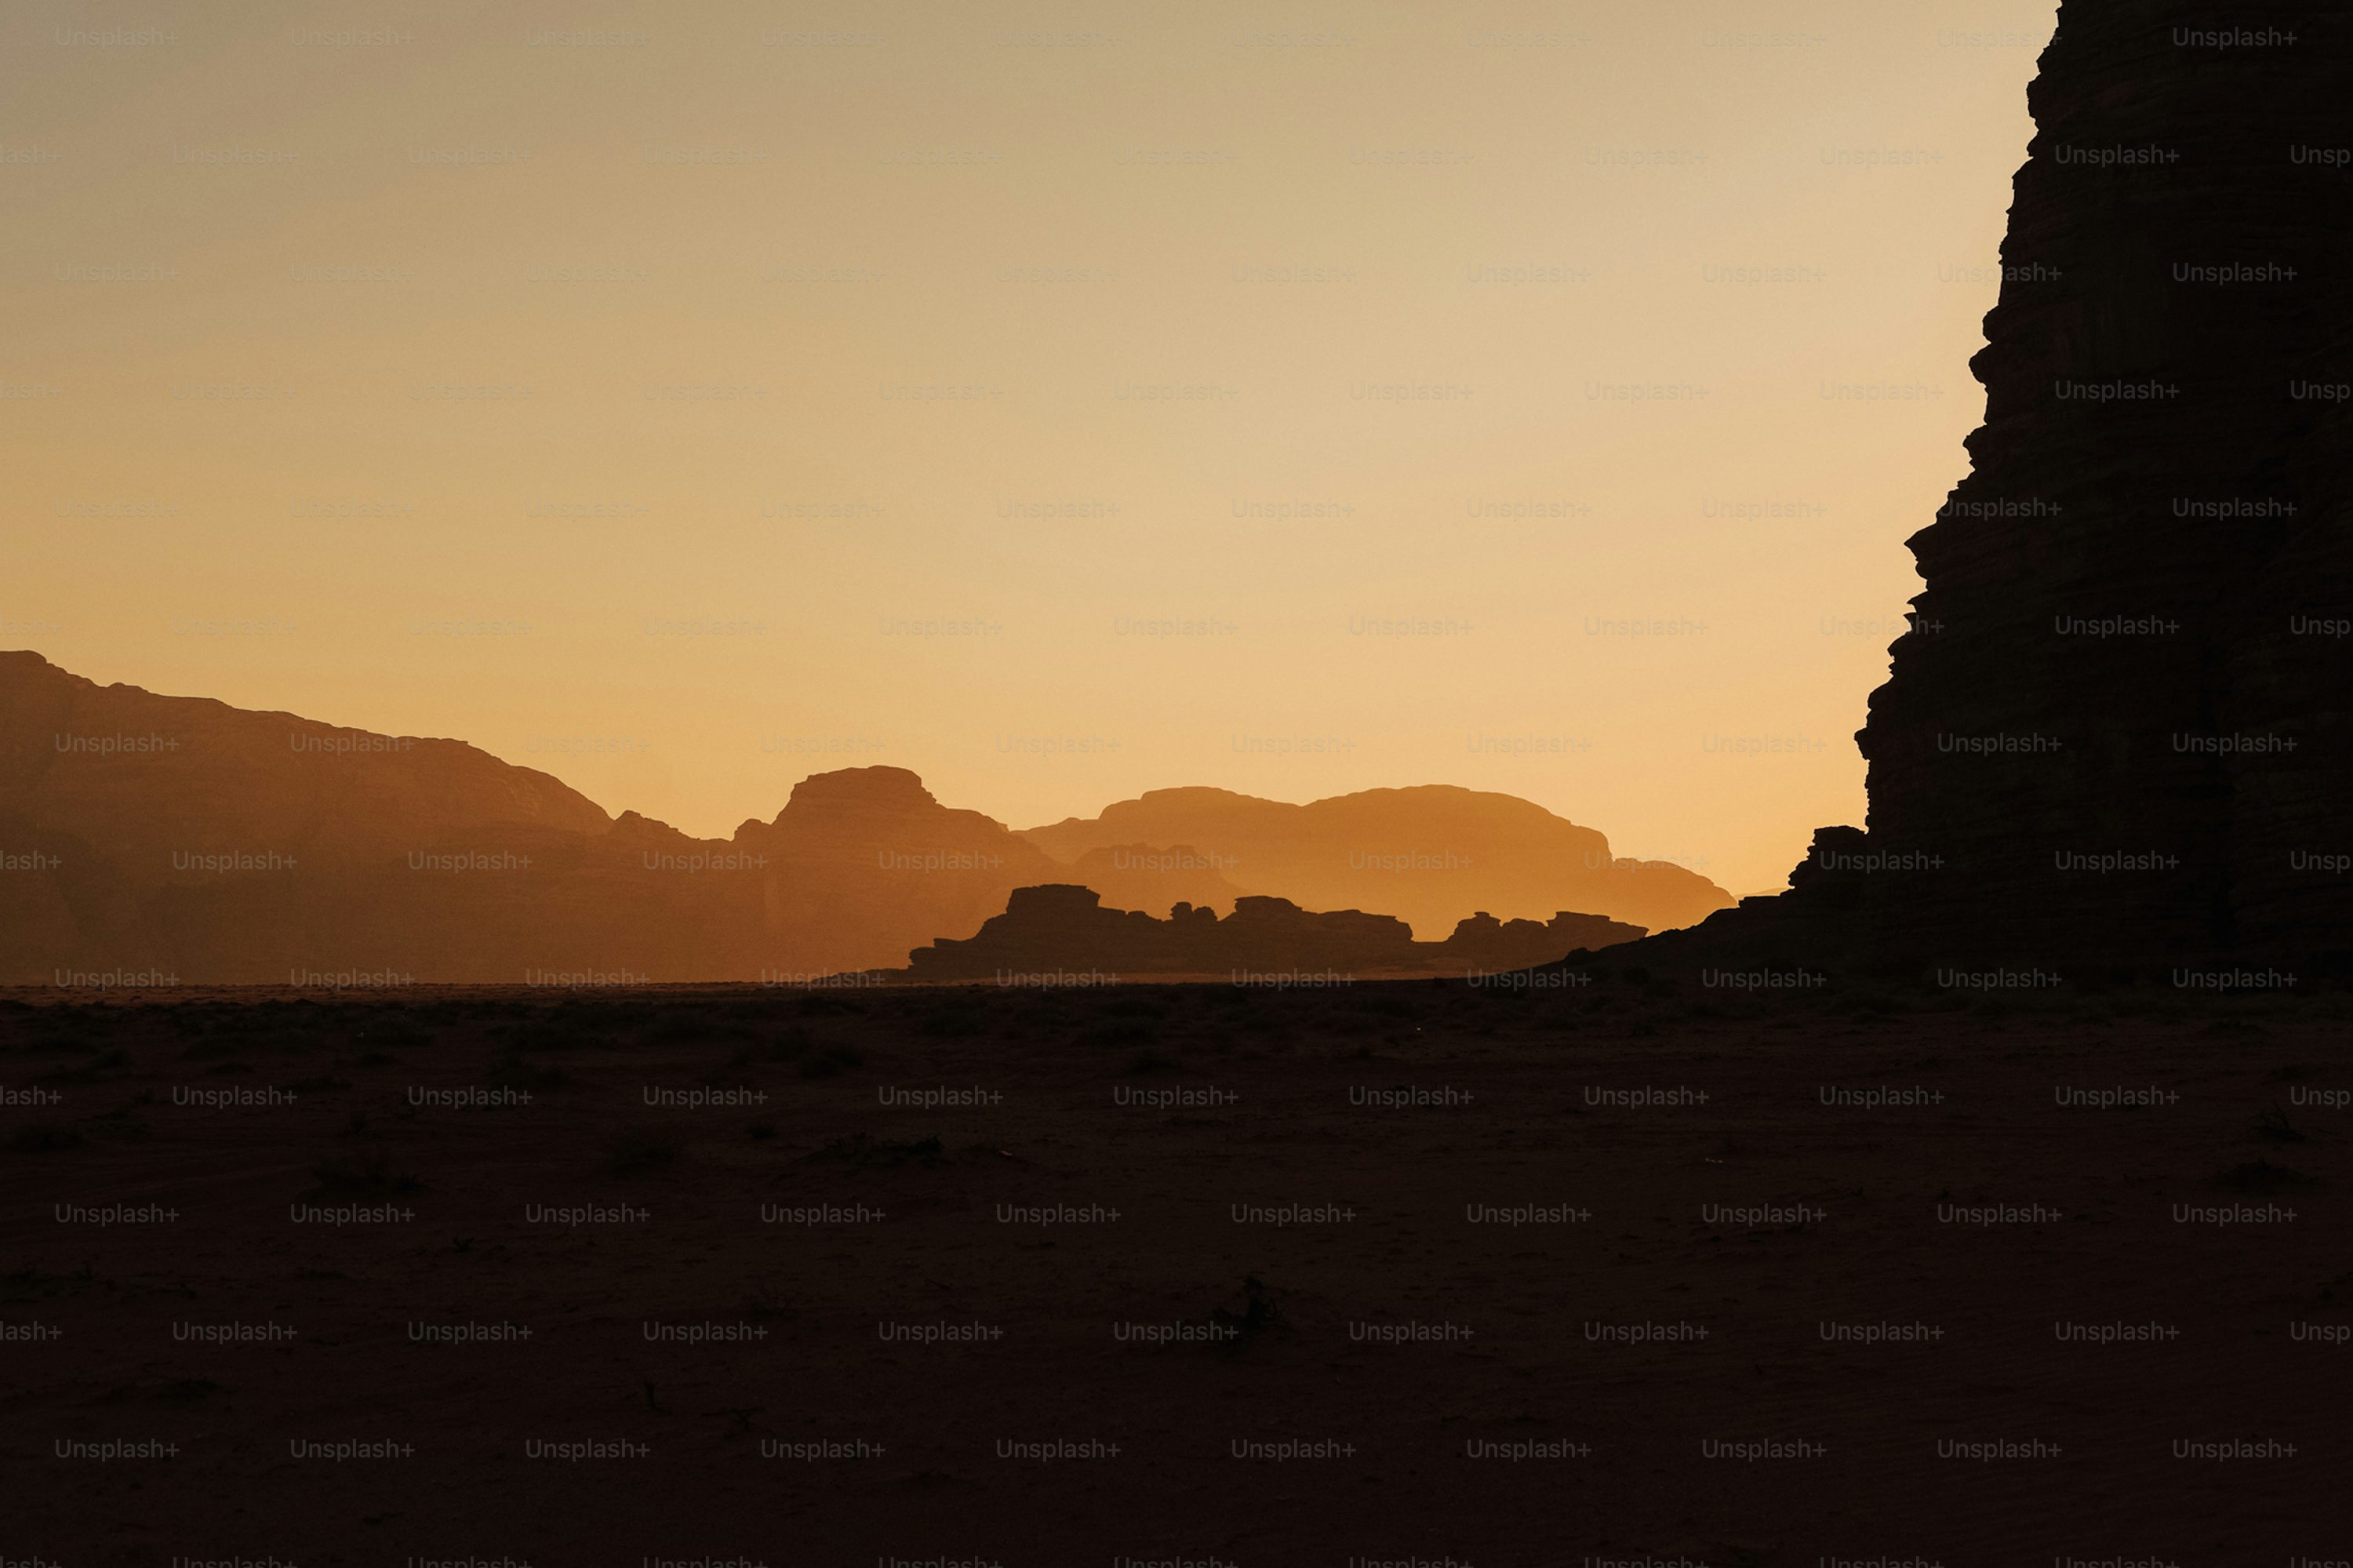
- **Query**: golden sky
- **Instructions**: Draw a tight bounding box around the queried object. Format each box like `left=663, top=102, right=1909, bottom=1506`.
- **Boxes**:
left=3, top=0, right=2057, bottom=895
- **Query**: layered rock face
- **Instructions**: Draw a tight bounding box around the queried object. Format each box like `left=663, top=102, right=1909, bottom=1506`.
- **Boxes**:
left=902, top=884, right=1642, bottom=982
left=1708, top=3, right=2352, bottom=972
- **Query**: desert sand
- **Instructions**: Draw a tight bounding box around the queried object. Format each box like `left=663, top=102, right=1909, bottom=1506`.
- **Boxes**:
left=4, top=975, right=2344, bottom=1559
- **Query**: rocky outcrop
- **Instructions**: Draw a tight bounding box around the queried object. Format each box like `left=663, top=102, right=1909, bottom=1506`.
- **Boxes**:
left=1435, top=908, right=1647, bottom=972
left=1020, top=784, right=1732, bottom=937
left=901, top=884, right=1643, bottom=982
left=1649, top=2, right=2353, bottom=975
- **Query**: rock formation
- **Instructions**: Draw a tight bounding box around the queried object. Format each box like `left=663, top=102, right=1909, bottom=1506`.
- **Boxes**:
left=0, top=653, right=1060, bottom=983
left=1020, top=784, right=1731, bottom=937
left=901, top=883, right=1643, bottom=983
left=729, top=766, right=1066, bottom=977
left=1646, top=1, right=2353, bottom=976
left=0, top=653, right=1660, bottom=984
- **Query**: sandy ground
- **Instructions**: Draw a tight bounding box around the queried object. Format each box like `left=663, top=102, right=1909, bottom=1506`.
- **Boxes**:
left=2, top=976, right=2346, bottom=1563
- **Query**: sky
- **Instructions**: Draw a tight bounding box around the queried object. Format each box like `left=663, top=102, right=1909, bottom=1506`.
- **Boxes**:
left=3, top=0, right=2059, bottom=896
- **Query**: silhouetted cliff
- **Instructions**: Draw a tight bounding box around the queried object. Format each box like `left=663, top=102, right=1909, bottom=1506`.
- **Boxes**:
left=1655, top=1, right=2353, bottom=976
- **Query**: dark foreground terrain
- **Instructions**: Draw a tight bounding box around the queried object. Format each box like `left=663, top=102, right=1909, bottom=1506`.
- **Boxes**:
left=2, top=974, right=2347, bottom=1562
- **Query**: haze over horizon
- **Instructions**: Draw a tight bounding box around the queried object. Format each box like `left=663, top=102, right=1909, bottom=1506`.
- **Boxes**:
left=5, top=0, right=2058, bottom=895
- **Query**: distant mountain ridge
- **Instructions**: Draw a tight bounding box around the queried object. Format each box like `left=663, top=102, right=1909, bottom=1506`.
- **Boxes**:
left=0, top=652, right=1731, bottom=983
left=1, top=651, right=1056, bottom=983
left=1020, top=784, right=1732, bottom=937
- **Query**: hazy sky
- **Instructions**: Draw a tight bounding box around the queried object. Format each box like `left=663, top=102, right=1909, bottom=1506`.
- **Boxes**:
left=4, top=0, right=2058, bottom=894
